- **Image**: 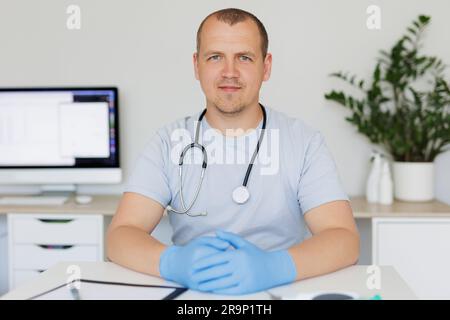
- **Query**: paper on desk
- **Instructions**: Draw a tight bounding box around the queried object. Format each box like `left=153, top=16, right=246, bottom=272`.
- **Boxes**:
left=32, top=281, right=178, bottom=300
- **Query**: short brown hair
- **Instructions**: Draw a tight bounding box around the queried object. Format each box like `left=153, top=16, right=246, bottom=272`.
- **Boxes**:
left=196, top=8, right=269, bottom=59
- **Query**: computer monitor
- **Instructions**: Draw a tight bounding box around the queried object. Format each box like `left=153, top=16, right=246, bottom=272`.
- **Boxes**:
left=0, top=87, right=121, bottom=190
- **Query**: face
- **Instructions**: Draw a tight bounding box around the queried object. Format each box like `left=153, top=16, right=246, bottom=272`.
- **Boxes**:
left=194, top=17, right=272, bottom=115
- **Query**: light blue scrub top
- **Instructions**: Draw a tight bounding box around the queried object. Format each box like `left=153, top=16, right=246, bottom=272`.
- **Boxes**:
left=123, top=106, right=349, bottom=251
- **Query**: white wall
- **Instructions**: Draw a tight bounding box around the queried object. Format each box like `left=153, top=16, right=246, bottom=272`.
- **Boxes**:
left=0, top=0, right=448, bottom=203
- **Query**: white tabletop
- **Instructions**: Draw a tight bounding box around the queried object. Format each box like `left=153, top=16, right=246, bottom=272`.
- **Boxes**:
left=2, top=195, right=449, bottom=218
left=1, top=262, right=416, bottom=300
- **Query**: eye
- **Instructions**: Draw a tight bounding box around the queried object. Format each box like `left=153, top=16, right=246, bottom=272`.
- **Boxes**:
left=239, top=55, right=252, bottom=62
left=208, top=55, right=221, bottom=61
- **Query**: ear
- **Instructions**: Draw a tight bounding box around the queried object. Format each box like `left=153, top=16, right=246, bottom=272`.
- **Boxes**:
left=193, top=52, right=200, bottom=80
left=262, top=53, right=272, bottom=82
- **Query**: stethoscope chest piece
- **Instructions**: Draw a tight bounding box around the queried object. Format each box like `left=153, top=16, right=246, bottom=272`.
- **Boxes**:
left=232, top=185, right=250, bottom=204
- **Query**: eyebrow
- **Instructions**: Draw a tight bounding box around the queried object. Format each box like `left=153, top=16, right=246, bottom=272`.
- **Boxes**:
left=202, top=51, right=257, bottom=58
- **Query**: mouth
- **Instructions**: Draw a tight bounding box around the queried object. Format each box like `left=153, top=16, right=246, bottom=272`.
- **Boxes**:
left=218, top=86, right=241, bottom=93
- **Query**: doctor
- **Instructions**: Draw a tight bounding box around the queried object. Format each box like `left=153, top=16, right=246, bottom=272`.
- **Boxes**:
left=107, top=8, right=360, bottom=295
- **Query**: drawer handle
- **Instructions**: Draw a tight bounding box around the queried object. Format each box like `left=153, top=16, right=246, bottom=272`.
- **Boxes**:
left=38, top=219, right=74, bottom=224
left=36, top=244, right=74, bottom=250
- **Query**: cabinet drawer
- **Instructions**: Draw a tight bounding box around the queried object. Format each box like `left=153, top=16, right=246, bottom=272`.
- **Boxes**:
left=12, top=244, right=100, bottom=270
left=9, top=215, right=102, bottom=245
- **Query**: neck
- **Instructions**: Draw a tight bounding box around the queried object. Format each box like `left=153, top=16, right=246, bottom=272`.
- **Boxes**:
left=204, top=102, right=263, bottom=137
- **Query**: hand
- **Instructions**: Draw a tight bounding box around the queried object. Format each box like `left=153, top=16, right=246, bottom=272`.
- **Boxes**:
left=191, top=230, right=297, bottom=295
left=159, top=236, right=230, bottom=289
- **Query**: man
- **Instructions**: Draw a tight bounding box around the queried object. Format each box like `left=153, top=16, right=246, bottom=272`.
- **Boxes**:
left=107, top=8, right=359, bottom=295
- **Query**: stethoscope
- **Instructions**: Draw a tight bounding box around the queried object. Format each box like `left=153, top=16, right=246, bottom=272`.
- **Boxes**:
left=166, top=104, right=267, bottom=217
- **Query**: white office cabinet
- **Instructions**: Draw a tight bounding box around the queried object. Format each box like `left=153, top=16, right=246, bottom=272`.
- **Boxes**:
left=7, top=213, right=103, bottom=290
left=372, top=218, right=450, bottom=299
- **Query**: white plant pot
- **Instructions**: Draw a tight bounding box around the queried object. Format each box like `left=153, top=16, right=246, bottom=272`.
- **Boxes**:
left=392, top=162, right=434, bottom=202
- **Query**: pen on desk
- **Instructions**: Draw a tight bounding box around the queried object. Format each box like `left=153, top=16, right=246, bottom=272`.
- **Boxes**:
left=70, top=286, right=82, bottom=300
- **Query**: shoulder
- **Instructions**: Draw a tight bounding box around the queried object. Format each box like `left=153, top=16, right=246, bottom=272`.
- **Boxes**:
left=142, top=111, right=200, bottom=148
left=156, top=114, right=194, bottom=141
left=266, top=106, right=320, bottom=146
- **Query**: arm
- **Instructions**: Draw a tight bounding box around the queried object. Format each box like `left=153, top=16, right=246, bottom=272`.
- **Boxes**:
left=106, top=192, right=168, bottom=277
left=182, top=200, right=359, bottom=294
left=107, top=192, right=230, bottom=284
left=287, top=200, right=360, bottom=281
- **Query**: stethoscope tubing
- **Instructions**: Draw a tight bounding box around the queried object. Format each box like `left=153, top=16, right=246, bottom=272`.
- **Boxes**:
left=167, top=104, right=266, bottom=216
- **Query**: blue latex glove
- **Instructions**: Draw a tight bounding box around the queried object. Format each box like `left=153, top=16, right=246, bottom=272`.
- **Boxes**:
left=191, top=230, right=297, bottom=295
left=159, top=236, right=230, bottom=289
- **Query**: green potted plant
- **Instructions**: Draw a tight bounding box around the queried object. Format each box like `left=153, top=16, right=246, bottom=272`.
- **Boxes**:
left=325, top=15, right=450, bottom=202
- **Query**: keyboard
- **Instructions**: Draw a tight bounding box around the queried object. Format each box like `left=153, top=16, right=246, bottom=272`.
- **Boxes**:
left=0, top=196, right=69, bottom=206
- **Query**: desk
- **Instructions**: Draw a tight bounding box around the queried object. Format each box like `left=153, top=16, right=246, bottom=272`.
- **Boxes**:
left=0, top=195, right=120, bottom=216
left=0, top=261, right=416, bottom=300
left=1, top=195, right=449, bottom=298
left=350, top=196, right=450, bottom=218
left=350, top=197, right=450, bottom=299
left=2, top=194, right=449, bottom=217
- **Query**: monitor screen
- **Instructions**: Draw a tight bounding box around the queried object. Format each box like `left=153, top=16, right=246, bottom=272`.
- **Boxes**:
left=0, top=87, right=119, bottom=169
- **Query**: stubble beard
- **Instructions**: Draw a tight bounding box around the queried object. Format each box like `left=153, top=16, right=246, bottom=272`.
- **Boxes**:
left=212, top=94, right=246, bottom=116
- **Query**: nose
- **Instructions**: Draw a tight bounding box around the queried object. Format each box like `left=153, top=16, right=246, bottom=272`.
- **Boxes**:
left=221, top=58, right=240, bottom=79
